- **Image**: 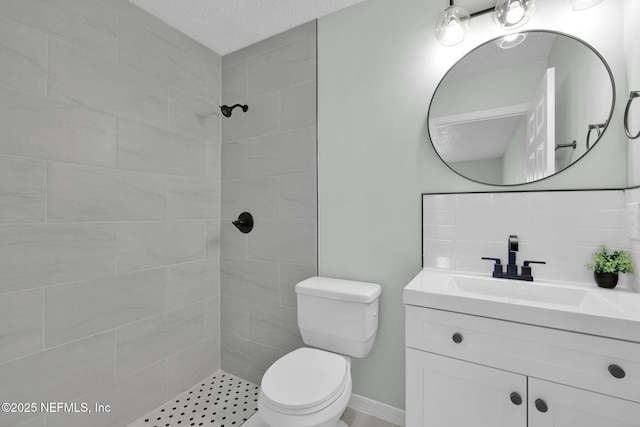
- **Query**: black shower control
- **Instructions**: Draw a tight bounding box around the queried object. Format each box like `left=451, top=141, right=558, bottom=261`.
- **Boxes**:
left=535, top=399, right=548, bottom=413
left=232, top=212, right=254, bottom=234
left=452, top=333, right=463, bottom=344
left=608, top=364, right=626, bottom=379
left=509, top=392, right=522, bottom=405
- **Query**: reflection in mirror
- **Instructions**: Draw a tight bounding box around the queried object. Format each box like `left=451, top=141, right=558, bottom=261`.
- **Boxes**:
left=428, top=31, right=614, bottom=186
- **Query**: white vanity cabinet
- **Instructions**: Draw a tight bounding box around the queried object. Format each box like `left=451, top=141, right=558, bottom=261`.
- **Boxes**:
left=405, top=305, right=640, bottom=427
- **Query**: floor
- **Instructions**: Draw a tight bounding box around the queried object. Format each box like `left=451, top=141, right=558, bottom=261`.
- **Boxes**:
left=129, top=371, right=400, bottom=427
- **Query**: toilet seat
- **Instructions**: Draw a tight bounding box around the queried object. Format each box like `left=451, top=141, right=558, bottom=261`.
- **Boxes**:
left=260, top=348, right=349, bottom=415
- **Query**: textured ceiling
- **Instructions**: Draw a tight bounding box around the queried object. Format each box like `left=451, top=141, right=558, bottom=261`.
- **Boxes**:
left=128, top=0, right=366, bottom=55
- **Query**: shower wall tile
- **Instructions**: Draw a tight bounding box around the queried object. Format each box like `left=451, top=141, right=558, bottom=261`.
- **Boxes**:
left=221, top=91, right=280, bottom=143
left=16, top=416, right=45, bottom=427
left=0, top=17, right=46, bottom=97
left=221, top=142, right=249, bottom=181
left=280, top=263, right=317, bottom=308
left=206, top=140, right=222, bottom=180
left=167, top=338, right=219, bottom=397
left=221, top=334, right=283, bottom=386
left=118, top=16, right=205, bottom=96
left=0, top=156, right=46, bottom=224
left=48, top=40, right=167, bottom=128
left=206, top=220, right=221, bottom=259
left=44, top=268, right=166, bottom=348
left=116, top=221, right=204, bottom=273
left=248, top=127, right=316, bottom=179
left=204, top=296, right=220, bottom=339
left=0, top=223, right=116, bottom=293
left=222, top=60, right=248, bottom=104
left=281, top=81, right=317, bottom=131
left=47, top=162, right=167, bottom=222
left=0, top=331, right=115, bottom=427
left=0, top=289, right=43, bottom=365
left=205, top=56, right=222, bottom=105
left=279, top=173, right=317, bottom=220
left=47, top=360, right=167, bottom=427
left=0, top=0, right=117, bottom=61
left=220, top=259, right=280, bottom=304
left=249, top=219, right=317, bottom=266
left=220, top=220, right=248, bottom=260
left=220, top=295, right=250, bottom=340
left=248, top=36, right=316, bottom=97
left=0, top=87, right=117, bottom=167
left=118, top=119, right=206, bottom=178
left=248, top=303, right=303, bottom=353
left=116, top=303, right=205, bottom=378
left=169, top=87, right=221, bottom=142
left=221, top=177, right=280, bottom=220
left=166, top=259, right=220, bottom=311
left=168, top=177, right=219, bottom=220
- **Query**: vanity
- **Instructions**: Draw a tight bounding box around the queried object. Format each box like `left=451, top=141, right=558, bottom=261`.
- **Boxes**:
left=404, top=269, right=640, bottom=427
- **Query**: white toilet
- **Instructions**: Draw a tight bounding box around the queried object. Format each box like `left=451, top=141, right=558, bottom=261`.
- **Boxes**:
left=257, top=276, right=382, bottom=427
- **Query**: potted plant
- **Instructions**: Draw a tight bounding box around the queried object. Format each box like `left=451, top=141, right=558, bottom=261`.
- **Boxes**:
left=585, top=245, right=634, bottom=289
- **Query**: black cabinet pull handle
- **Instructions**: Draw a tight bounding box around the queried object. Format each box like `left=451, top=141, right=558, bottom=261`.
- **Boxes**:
left=608, top=364, right=626, bottom=379
left=509, top=392, right=522, bottom=405
left=535, top=399, right=548, bottom=413
left=452, top=333, right=463, bottom=344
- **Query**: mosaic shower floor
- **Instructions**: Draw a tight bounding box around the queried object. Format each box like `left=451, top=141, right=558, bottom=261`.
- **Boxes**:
left=129, top=371, right=259, bottom=427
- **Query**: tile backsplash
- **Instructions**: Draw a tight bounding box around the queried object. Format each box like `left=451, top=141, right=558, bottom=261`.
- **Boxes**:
left=423, top=190, right=639, bottom=290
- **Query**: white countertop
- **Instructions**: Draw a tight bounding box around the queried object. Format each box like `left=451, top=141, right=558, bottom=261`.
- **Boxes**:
left=404, top=268, right=640, bottom=343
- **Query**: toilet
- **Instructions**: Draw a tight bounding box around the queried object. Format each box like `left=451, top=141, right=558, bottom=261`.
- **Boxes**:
left=257, top=276, right=382, bottom=427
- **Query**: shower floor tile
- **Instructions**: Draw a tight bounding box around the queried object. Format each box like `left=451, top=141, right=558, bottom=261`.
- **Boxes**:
left=129, top=371, right=259, bottom=427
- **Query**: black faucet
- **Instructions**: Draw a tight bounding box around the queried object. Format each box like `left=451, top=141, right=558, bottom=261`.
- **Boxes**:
left=481, top=235, right=546, bottom=282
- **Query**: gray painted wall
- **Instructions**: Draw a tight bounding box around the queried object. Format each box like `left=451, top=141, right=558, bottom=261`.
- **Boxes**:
left=0, top=1, right=221, bottom=426
left=219, top=22, right=318, bottom=385
left=318, top=0, right=628, bottom=410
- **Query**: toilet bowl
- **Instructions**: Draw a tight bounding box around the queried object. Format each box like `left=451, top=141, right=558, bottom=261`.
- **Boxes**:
left=257, top=277, right=382, bottom=427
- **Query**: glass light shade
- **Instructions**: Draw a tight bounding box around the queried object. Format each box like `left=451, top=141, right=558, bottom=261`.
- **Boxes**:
left=568, top=0, right=604, bottom=10
left=494, top=0, right=535, bottom=29
left=494, top=33, right=527, bottom=49
left=435, top=5, right=470, bottom=46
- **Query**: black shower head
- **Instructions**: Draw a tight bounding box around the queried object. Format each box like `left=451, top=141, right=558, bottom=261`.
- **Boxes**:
left=220, top=104, right=248, bottom=117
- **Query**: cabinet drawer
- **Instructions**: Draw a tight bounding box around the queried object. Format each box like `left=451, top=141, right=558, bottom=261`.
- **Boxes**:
left=406, top=305, right=640, bottom=403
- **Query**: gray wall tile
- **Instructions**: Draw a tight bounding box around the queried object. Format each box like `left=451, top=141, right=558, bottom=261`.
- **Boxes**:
left=280, top=173, right=317, bottom=219
left=222, top=60, right=248, bottom=104
left=0, top=17, right=46, bottom=96
left=248, top=36, right=316, bottom=97
left=0, top=331, right=115, bottom=427
left=47, top=360, right=168, bottom=427
left=16, top=416, right=45, bottom=427
left=0, top=289, right=43, bottom=364
left=167, top=338, right=219, bottom=398
left=48, top=40, right=167, bottom=128
left=0, top=156, right=46, bottom=224
left=205, top=56, right=222, bottom=105
left=248, top=127, right=316, bottom=179
left=280, top=263, right=316, bottom=308
left=220, top=220, right=248, bottom=260
left=0, top=0, right=117, bottom=61
left=0, top=223, right=116, bottom=293
left=206, top=140, right=222, bottom=180
left=116, top=303, right=204, bottom=378
left=118, top=119, right=206, bottom=178
left=220, top=295, right=249, bottom=339
left=248, top=303, right=303, bottom=353
left=221, top=178, right=279, bottom=220
left=204, top=296, right=220, bottom=339
left=0, top=87, right=117, bottom=167
left=221, top=142, right=248, bottom=181
left=116, top=221, right=204, bottom=273
left=220, top=334, right=282, bottom=386
left=249, top=220, right=317, bottom=266
left=168, top=87, right=221, bottom=142
left=221, top=91, right=280, bottom=143
left=47, top=162, right=167, bottom=222
left=168, top=177, right=219, bottom=220
left=166, top=259, right=220, bottom=311
left=118, top=16, right=205, bottom=96
left=44, top=269, right=166, bottom=348
left=220, top=259, right=279, bottom=304
left=281, top=81, right=316, bottom=132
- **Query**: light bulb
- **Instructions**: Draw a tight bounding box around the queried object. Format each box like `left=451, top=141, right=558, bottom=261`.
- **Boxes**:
left=435, top=5, right=470, bottom=46
left=494, top=0, right=535, bottom=29
left=494, top=33, right=527, bottom=49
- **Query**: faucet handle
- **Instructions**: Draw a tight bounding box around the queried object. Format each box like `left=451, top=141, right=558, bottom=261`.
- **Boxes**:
left=481, top=257, right=504, bottom=274
left=521, top=260, right=546, bottom=277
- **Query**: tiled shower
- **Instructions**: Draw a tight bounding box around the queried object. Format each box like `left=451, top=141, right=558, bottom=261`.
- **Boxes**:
left=0, top=1, right=316, bottom=426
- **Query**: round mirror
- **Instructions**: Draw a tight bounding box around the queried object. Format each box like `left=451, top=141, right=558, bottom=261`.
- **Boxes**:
left=428, top=31, right=615, bottom=186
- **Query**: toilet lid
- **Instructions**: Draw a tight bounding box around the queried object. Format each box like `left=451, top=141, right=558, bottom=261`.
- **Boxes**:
left=261, top=348, right=349, bottom=411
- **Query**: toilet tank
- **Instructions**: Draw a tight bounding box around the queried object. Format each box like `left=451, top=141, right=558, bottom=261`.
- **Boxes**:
left=296, top=277, right=382, bottom=358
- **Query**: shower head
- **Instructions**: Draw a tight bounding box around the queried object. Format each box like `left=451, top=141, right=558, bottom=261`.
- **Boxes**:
left=220, top=104, right=248, bottom=117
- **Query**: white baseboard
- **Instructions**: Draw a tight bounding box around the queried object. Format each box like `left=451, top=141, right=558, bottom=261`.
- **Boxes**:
left=348, top=393, right=405, bottom=426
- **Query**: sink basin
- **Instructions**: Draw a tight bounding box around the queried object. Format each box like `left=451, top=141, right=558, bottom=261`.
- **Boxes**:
left=448, top=275, right=588, bottom=307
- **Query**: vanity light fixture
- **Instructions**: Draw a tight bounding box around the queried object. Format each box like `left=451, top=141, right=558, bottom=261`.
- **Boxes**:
left=436, top=0, right=535, bottom=46
left=494, top=32, right=527, bottom=49
left=568, top=0, right=604, bottom=10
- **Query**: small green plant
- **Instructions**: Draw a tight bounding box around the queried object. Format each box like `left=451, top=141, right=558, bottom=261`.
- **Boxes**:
left=586, top=245, right=634, bottom=274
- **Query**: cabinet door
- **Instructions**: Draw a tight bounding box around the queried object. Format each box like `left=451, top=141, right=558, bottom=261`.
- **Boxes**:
left=529, top=378, right=640, bottom=427
left=406, top=349, right=526, bottom=427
